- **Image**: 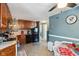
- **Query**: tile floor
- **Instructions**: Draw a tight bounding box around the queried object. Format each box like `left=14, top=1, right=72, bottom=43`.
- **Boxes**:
left=17, top=46, right=27, bottom=56
left=17, top=40, right=54, bottom=56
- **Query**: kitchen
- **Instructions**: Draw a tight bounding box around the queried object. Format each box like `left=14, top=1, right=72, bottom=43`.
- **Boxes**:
left=0, top=3, right=16, bottom=56
left=0, top=3, right=40, bottom=56
left=0, top=3, right=79, bottom=56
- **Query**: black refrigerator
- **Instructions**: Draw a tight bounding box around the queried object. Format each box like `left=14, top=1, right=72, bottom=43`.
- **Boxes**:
left=31, top=27, right=39, bottom=42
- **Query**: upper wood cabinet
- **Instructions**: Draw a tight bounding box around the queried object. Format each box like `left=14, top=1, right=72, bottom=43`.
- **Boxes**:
left=0, top=3, right=1, bottom=17
left=1, top=3, right=12, bottom=32
left=0, top=3, right=1, bottom=29
left=18, top=20, right=36, bottom=30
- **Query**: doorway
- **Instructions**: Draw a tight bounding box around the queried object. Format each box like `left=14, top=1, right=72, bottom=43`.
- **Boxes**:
left=40, top=22, right=48, bottom=42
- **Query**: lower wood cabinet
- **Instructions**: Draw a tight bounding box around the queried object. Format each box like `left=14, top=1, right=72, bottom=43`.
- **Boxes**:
left=17, top=35, right=26, bottom=45
left=0, top=44, right=16, bottom=56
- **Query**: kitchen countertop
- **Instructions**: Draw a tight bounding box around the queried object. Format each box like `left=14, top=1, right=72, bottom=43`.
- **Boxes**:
left=0, top=40, right=16, bottom=50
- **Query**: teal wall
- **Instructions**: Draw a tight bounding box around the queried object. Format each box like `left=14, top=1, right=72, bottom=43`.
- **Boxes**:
left=48, top=6, right=79, bottom=43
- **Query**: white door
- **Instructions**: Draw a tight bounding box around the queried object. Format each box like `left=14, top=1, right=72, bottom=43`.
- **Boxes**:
left=40, top=23, right=47, bottom=41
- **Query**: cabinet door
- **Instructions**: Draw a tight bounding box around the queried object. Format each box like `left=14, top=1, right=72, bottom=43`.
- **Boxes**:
left=1, top=3, right=12, bottom=32
left=0, top=3, right=1, bottom=30
left=0, top=3, right=1, bottom=17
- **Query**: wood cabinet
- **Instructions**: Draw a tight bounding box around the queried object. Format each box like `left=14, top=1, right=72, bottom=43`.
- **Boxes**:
left=17, top=35, right=26, bottom=45
left=18, top=20, right=36, bottom=30
left=1, top=3, right=12, bottom=32
left=0, top=44, right=16, bottom=56
left=0, top=3, right=1, bottom=29
left=17, top=20, right=39, bottom=44
left=0, top=3, right=1, bottom=17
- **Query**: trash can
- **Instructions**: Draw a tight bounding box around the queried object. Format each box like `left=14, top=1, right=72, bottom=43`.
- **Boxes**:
left=48, top=41, right=53, bottom=51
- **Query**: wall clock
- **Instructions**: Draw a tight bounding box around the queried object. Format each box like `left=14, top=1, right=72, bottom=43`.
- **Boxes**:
left=65, top=15, right=77, bottom=24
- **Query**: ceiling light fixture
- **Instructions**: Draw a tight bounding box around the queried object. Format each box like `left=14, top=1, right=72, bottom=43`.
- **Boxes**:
left=57, top=3, right=67, bottom=8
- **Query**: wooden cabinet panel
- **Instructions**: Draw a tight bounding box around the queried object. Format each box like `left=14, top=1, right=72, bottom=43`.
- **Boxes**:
left=0, top=3, right=1, bottom=29
left=17, top=35, right=26, bottom=45
left=0, top=3, right=1, bottom=17
left=0, top=44, right=16, bottom=56
left=1, top=3, right=12, bottom=32
left=18, top=20, right=36, bottom=30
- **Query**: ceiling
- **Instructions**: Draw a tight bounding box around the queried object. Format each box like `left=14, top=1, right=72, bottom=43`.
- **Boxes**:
left=7, top=3, right=78, bottom=21
left=8, top=3, right=55, bottom=21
